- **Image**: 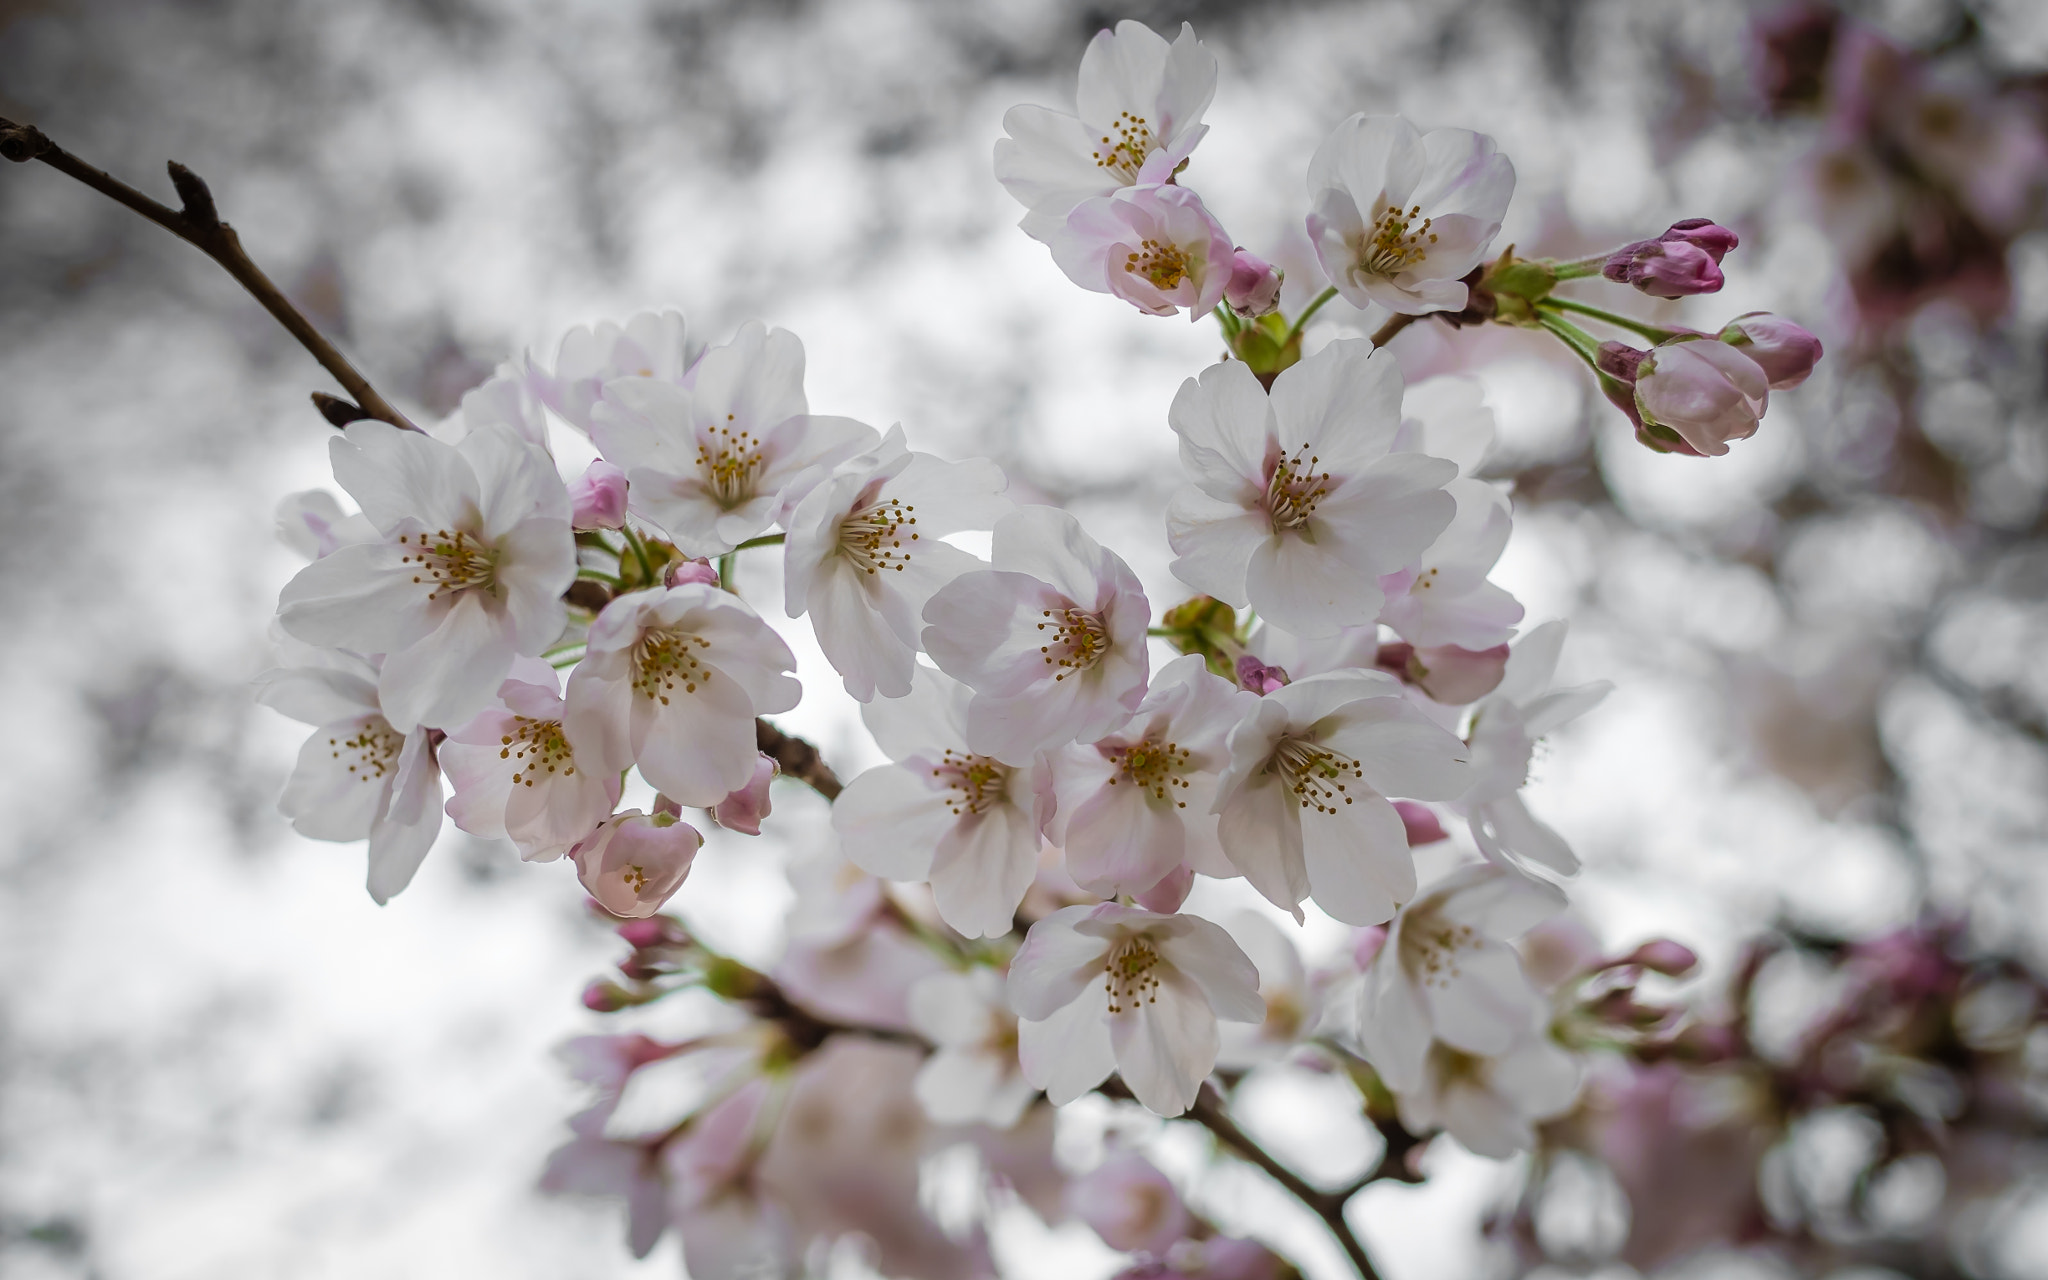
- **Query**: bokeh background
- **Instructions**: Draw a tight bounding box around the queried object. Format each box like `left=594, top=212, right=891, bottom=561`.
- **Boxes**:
left=4, top=0, right=2048, bottom=1276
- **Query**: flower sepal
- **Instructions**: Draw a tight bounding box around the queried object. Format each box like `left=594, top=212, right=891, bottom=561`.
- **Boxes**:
left=1155, top=595, right=1243, bottom=680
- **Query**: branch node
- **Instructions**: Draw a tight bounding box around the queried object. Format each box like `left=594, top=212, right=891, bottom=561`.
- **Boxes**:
left=165, top=161, right=219, bottom=227
left=0, top=119, right=50, bottom=164
left=311, top=391, right=372, bottom=429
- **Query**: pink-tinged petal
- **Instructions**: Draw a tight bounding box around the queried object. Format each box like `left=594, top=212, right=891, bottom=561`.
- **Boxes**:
left=1408, top=643, right=1512, bottom=705
left=1321, top=696, right=1471, bottom=800
left=1268, top=338, right=1405, bottom=472
left=366, top=729, right=443, bottom=904
left=1167, top=360, right=1272, bottom=503
left=494, top=516, right=577, bottom=653
left=712, top=754, right=776, bottom=836
left=832, top=764, right=950, bottom=882
left=1063, top=780, right=1185, bottom=899
left=859, top=664, right=972, bottom=762
left=569, top=460, right=630, bottom=530
left=1246, top=534, right=1386, bottom=637
left=1427, top=940, right=1543, bottom=1057
left=1394, top=800, right=1448, bottom=846
left=574, top=812, right=703, bottom=918
left=991, top=504, right=1115, bottom=609
left=1009, top=905, right=1115, bottom=1020
left=1165, top=491, right=1266, bottom=606
left=808, top=558, right=919, bottom=702
left=1216, top=775, right=1309, bottom=920
left=995, top=105, right=1118, bottom=236
left=255, top=662, right=378, bottom=727
left=1310, top=453, right=1460, bottom=574
left=1301, top=795, right=1412, bottom=926
left=280, top=715, right=391, bottom=842
left=632, top=672, right=763, bottom=807
left=1017, top=979, right=1116, bottom=1103
left=1357, top=941, right=1432, bottom=1093
left=378, top=591, right=517, bottom=732
left=1135, top=862, right=1194, bottom=912
left=930, top=800, right=1041, bottom=939
left=1155, top=915, right=1265, bottom=1024
left=439, top=732, right=517, bottom=841
left=1111, top=968, right=1218, bottom=1116
left=461, top=423, right=570, bottom=538
left=276, top=542, right=433, bottom=655
left=922, top=568, right=1059, bottom=697
left=330, top=421, right=479, bottom=535
left=1433, top=862, right=1567, bottom=937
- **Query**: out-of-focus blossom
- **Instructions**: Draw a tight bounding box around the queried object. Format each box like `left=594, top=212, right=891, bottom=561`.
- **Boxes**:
left=441, top=663, right=619, bottom=862
left=1393, top=1030, right=1581, bottom=1158
left=908, top=968, right=1034, bottom=1128
left=832, top=666, right=1052, bottom=938
left=1601, top=219, right=1739, bottom=298
left=1046, top=654, right=1252, bottom=900
left=275, top=489, right=374, bottom=560
left=1011, top=902, right=1262, bottom=1116
left=1050, top=183, right=1234, bottom=319
left=995, top=20, right=1216, bottom=241
left=1377, top=479, right=1521, bottom=650
left=1380, top=640, right=1512, bottom=706
left=783, top=425, right=1009, bottom=701
left=1356, top=862, right=1565, bottom=1094
left=438, top=372, right=551, bottom=450
left=1214, top=670, right=1471, bottom=925
left=588, top=322, right=876, bottom=556
left=1717, top=312, right=1823, bottom=389
left=923, top=505, right=1151, bottom=765
left=1217, top=911, right=1311, bottom=1067
left=666, top=1079, right=802, bottom=1280
left=571, top=809, right=702, bottom=918
left=1393, top=375, right=1496, bottom=476
left=1458, top=622, right=1610, bottom=879
left=567, top=459, right=629, bottom=531
left=1224, top=248, right=1283, bottom=319
left=276, top=421, right=576, bottom=732
left=1305, top=114, right=1515, bottom=315
left=1603, top=337, right=1772, bottom=458
left=522, top=308, right=695, bottom=434
left=1067, top=1150, right=1191, bottom=1255
left=1617, top=939, right=1700, bottom=978
left=539, top=1131, right=673, bottom=1260
left=711, top=754, right=776, bottom=836
left=563, top=582, right=800, bottom=807
left=257, top=641, right=443, bottom=904
left=1394, top=799, right=1447, bottom=846
left=1166, top=341, right=1457, bottom=636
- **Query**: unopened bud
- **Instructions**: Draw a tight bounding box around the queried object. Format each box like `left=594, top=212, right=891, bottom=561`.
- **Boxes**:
left=1618, top=938, right=1699, bottom=978
left=582, top=978, right=635, bottom=1012
left=615, top=916, right=687, bottom=949
left=664, top=557, right=719, bottom=588
left=1353, top=923, right=1390, bottom=970
left=1224, top=248, right=1283, bottom=318
left=1661, top=217, right=1739, bottom=261
left=568, top=459, right=629, bottom=530
left=712, top=754, right=777, bottom=836
left=1717, top=312, right=1823, bottom=389
left=1603, top=238, right=1725, bottom=298
left=1393, top=800, right=1447, bottom=847
left=1235, top=654, right=1289, bottom=694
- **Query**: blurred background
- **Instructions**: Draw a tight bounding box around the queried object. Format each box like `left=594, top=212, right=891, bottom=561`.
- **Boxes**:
left=4, top=0, right=2048, bottom=1276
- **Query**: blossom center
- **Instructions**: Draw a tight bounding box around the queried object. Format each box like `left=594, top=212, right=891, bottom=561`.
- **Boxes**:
left=696, top=415, right=766, bottom=507
left=329, top=717, right=405, bottom=782
left=1265, top=447, right=1330, bottom=530
left=500, top=716, right=577, bottom=786
left=399, top=528, right=499, bottom=601
left=1402, top=918, right=1479, bottom=990
left=838, top=494, right=920, bottom=575
left=1104, top=936, right=1164, bottom=1014
left=1357, top=202, right=1438, bottom=276
left=1122, top=238, right=1188, bottom=292
left=932, top=748, right=1011, bottom=817
left=1037, top=606, right=1110, bottom=681
left=632, top=627, right=714, bottom=705
left=1092, top=109, right=1157, bottom=181
left=1104, top=735, right=1193, bottom=806
left=1271, top=736, right=1363, bottom=814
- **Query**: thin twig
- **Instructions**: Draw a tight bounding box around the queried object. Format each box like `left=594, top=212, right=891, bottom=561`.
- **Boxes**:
left=1369, top=312, right=1418, bottom=347
left=0, top=116, right=418, bottom=432
left=755, top=719, right=842, bottom=800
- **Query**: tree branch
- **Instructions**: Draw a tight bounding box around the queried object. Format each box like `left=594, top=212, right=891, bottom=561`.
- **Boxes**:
left=1369, top=312, right=1418, bottom=348
left=0, top=116, right=419, bottom=432
left=755, top=718, right=842, bottom=800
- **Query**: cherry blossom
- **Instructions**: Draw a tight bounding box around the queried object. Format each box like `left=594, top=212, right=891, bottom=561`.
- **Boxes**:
left=1165, top=340, right=1458, bottom=636
left=588, top=322, right=876, bottom=556
left=1049, top=183, right=1235, bottom=319
left=572, top=809, right=704, bottom=919
left=923, top=505, right=1151, bottom=764
left=1067, top=1150, right=1191, bottom=1255
left=567, top=459, right=628, bottom=530
left=1458, top=621, right=1612, bottom=878
left=907, top=967, right=1035, bottom=1128
left=995, top=20, right=1217, bottom=242
left=1392, top=374, right=1496, bottom=476
left=1215, top=911, right=1314, bottom=1068
left=1225, top=248, right=1284, bottom=319
left=1718, top=312, right=1824, bottom=389
left=783, top=425, right=1010, bottom=701
left=522, top=307, right=695, bottom=434
left=665, top=1079, right=800, bottom=1280
left=256, top=642, right=443, bottom=904
left=1354, top=862, right=1566, bottom=1096
left=1045, top=653, right=1252, bottom=900
left=275, top=420, right=577, bottom=732
left=439, top=371, right=551, bottom=450
left=1213, top=670, right=1472, bottom=925
left=710, top=754, right=775, bottom=836
left=1390, top=1030, right=1582, bottom=1158
left=1009, top=902, right=1262, bottom=1117
left=563, top=582, right=800, bottom=807
left=1604, top=337, right=1772, bottom=457
left=440, top=663, right=618, bottom=862
left=275, top=489, right=373, bottom=560
left=1305, top=114, right=1516, bottom=315
left=1376, top=479, right=1523, bottom=650
left=831, top=665, right=1052, bottom=939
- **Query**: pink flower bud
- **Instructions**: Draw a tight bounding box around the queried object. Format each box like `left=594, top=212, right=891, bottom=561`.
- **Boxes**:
left=712, top=754, right=777, bottom=836
left=664, top=557, right=719, bottom=588
left=1604, top=239, right=1725, bottom=298
left=567, top=459, right=629, bottom=530
left=1409, top=643, right=1510, bottom=704
left=615, top=916, right=688, bottom=950
left=572, top=810, right=703, bottom=919
left=1235, top=655, right=1290, bottom=694
left=1393, top=800, right=1447, bottom=847
left=1633, top=338, right=1771, bottom=457
left=1352, top=924, right=1390, bottom=970
left=1661, top=217, right=1739, bottom=262
left=582, top=979, right=633, bottom=1012
left=1067, top=1151, right=1191, bottom=1256
left=1717, top=312, right=1824, bottom=389
left=1135, top=862, right=1194, bottom=914
left=1224, top=248, right=1284, bottom=319
left=1618, top=938, right=1700, bottom=978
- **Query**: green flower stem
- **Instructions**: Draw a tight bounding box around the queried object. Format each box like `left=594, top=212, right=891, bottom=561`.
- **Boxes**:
left=620, top=524, right=657, bottom=582
left=1539, top=295, right=1681, bottom=344
left=716, top=551, right=738, bottom=593
left=1548, top=252, right=1612, bottom=281
left=1212, top=302, right=1242, bottom=342
left=1281, top=285, right=1339, bottom=350
left=576, top=567, right=624, bottom=587
left=732, top=532, right=785, bottom=552
left=1535, top=313, right=1606, bottom=371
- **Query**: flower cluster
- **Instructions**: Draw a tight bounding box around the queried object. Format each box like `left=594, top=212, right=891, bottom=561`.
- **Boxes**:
left=242, top=18, right=1837, bottom=1280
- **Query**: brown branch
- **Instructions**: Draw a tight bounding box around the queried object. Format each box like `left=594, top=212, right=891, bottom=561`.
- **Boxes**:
left=0, top=116, right=419, bottom=432
left=1369, top=312, right=1418, bottom=348
left=756, top=718, right=842, bottom=800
